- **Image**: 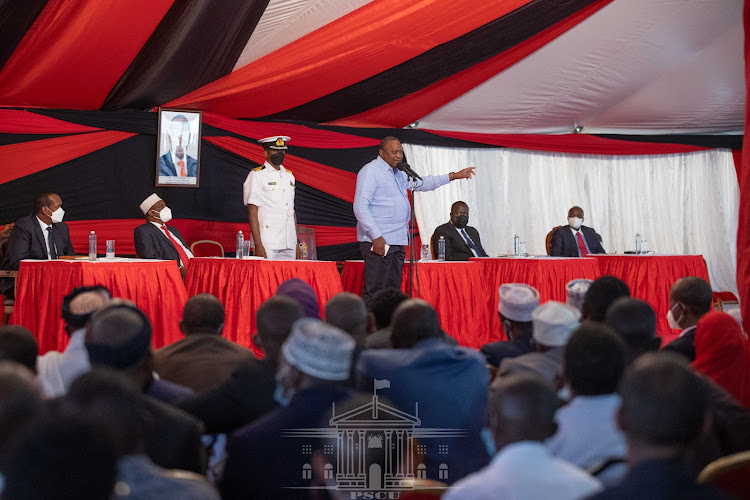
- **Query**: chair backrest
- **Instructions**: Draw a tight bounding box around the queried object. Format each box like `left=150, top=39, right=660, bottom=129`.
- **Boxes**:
left=699, top=450, right=750, bottom=498
left=712, top=291, right=739, bottom=312
left=546, top=226, right=563, bottom=255
left=190, top=240, right=224, bottom=258
left=297, top=226, right=317, bottom=260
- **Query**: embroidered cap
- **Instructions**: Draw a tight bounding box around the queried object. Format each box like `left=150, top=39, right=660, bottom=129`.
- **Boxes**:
left=139, top=193, right=162, bottom=215
left=498, top=283, right=540, bottom=322
left=259, top=136, right=291, bottom=150
left=532, top=301, right=581, bottom=347
left=282, top=318, right=355, bottom=381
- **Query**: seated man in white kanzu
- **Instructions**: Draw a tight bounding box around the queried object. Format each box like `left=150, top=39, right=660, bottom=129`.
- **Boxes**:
left=134, top=193, right=193, bottom=275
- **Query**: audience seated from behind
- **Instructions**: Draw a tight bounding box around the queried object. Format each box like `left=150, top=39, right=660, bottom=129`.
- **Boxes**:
left=587, top=353, right=729, bottom=499
left=0, top=361, right=44, bottom=469
left=0, top=325, right=38, bottom=373
left=220, top=319, right=356, bottom=499
left=178, top=295, right=304, bottom=434
left=565, top=279, right=592, bottom=313
left=662, top=276, right=715, bottom=361
left=444, top=374, right=602, bottom=500
left=545, top=324, right=628, bottom=486
left=481, top=283, right=540, bottom=367
left=153, top=294, right=255, bottom=393
left=37, top=285, right=110, bottom=398
left=325, top=292, right=370, bottom=346
left=275, top=278, right=320, bottom=318
left=363, top=288, right=409, bottom=349
left=604, top=297, right=662, bottom=364
left=496, top=301, right=580, bottom=383
left=61, top=370, right=219, bottom=499
left=356, top=299, right=490, bottom=484
left=85, top=301, right=205, bottom=473
left=581, top=276, right=630, bottom=322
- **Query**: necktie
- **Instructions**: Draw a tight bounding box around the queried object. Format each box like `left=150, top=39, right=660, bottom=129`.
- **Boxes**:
left=178, top=160, right=186, bottom=177
left=576, top=231, right=589, bottom=257
left=46, top=226, right=57, bottom=259
left=161, top=225, right=190, bottom=266
left=460, top=228, right=485, bottom=257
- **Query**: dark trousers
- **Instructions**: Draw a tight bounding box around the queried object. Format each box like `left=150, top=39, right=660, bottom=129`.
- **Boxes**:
left=360, top=242, right=405, bottom=307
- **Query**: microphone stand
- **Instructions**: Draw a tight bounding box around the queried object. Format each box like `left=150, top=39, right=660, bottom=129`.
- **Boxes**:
left=407, top=176, right=421, bottom=299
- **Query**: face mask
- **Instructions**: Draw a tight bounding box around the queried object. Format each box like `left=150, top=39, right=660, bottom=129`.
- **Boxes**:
left=454, top=215, right=469, bottom=229
left=568, top=217, right=583, bottom=230
left=270, top=151, right=285, bottom=166
left=154, top=207, right=172, bottom=223
left=49, top=207, right=65, bottom=223
left=667, top=303, right=684, bottom=330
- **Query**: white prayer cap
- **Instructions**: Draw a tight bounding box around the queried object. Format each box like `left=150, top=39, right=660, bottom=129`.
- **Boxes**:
left=532, top=301, right=581, bottom=347
left=498, top=283, right=540, bottom=322
left=282, top=318, right=354, bottom=381
left=139, top=193, right=162, bottom=215
left=566, top=279, right=593, bottom=312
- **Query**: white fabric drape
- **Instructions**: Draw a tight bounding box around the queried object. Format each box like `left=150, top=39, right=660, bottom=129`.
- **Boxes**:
left=404, top=144, right=738, bottom=295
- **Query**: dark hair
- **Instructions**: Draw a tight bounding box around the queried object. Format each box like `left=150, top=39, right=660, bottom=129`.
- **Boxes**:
left=3, top=416, right=118, bottom=500
left=490, top=373, right=558, bottom=441
left=0, top=326, right=38, bottom=372
left=671, top=277, right=713, bottom=317
left=379, top=136, right=400, bottom=150
left=564, top=324, right=626, bottom=395
left=0, top=362, right=43, bottom=462
left=369, top=288, right=409, bottom=329
left=620, top=352, right=709, bottom=446
left=604, top=298, right=660, bottom=362
left=325, top=292, right=368, bottom=339
left=85, top=303, right=152, bottom=370
left=582, top=276, right=630, bottom=322
left=181, top=294, right=225, bottom=334
left=391, top=299, right=441, bottom=348
left=34, top=192, right=54, bottom=213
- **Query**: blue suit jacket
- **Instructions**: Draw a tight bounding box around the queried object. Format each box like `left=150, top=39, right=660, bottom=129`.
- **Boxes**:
left=550, top=224, right=605, bottom=257
left=356, top=338, right=490, bottom=484
left=159, top=153, right=197, bottom=177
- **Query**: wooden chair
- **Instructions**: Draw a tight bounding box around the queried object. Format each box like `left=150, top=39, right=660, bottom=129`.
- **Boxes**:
left=0, top=270, right=18, bottom=326
left=712, top=291, right=739, bottom=312
left=698, top=450, right=750, bottom=498
left=399, top=479, right=449, bottom=499
left=190, top=240, right=224, bottom=257
left=545, top=226, right=563, bottom=255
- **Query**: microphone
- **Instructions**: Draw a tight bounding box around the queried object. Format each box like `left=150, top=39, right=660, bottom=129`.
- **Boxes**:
left=396, top=161, right=422, bottom=181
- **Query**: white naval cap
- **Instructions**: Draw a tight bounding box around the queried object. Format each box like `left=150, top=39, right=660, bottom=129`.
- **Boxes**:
left=282, top=318, right=355, bottom=381
left=139, top=193, right=162, bottom=215
left=532, top=301, right=581, bottom=347
left=566, top=279, right=593, bottom=312
left=498, top=283, right=540, bottom=322
left=259, top=136, right=291, bottom=150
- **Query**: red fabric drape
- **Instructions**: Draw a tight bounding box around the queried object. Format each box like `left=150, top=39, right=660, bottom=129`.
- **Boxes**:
left=166, top=0, right=534, bottom=117
left=330, top=0, right=613, bottom=128
left=202, top=113, right=379, bottom=149
left=0, top=110, right=101, bottom=134
left=740, top=0, right=750, bottom=331
left=423, top=130, right=709, bottom=155
left=733, top=149, right=742, bottom=181
left=185, top=259, right=343, bottom=355
left=0, top=131, right=136, bottom=184
left=0, top=0, right=174, bottom=109
left=65, top=219, right=356, bottom=256
left=205, top=136, right=357, bottom=203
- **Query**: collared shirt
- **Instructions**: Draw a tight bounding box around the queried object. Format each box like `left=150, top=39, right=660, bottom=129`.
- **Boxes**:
left=171, top=151, right=189, bottom=177
left=353, top=156, right=450, bottom=245
left=37, top=216, right=53, bottom=259
left=545, top=394, right=626, bottom=485
left=444, top=441, right=602, bottom=500
left=679, top=325, right=697, bottom=338
left=455, top=224, right=480, bottom=257
left=243, top=162, right=297, bottom=250
left=149, top=222, right=194, bottom=260
left=37, top=328, right=91, bottom=397
left=569, top=226, right=592, bottom=256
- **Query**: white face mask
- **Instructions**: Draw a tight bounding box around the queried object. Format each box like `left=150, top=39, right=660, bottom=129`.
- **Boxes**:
left=49, top=207, right=65, bottom=223
left=156, top=207, right=173, bottom=223
left=667, top=303, right=684, bottom=330
left=568, top=217, right=583, bottom=230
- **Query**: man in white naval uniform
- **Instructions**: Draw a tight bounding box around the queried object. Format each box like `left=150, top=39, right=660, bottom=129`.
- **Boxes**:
left=243, top=136, right=301, bottom=260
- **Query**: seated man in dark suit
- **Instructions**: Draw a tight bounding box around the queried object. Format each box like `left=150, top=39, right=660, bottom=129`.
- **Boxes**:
left=159, top=114, right=198, bottom=178
left=431, top=201, right=487, bottom=260
left=661, top=276, right=713, bottom=362
left=481, top=283, right=540, bottom=367
left=1, top=193, right=75, bottom=297
left=550, top=206, right=605, bottom=257
left=134, top=193, right=193, bottom=274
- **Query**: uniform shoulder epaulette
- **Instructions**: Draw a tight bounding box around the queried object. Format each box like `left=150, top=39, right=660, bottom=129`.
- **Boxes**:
left=253, top=165, right=265, bottom=172
left=285, top=168, right=292, bottom=174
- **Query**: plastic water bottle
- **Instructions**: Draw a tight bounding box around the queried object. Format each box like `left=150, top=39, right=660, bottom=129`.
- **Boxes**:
left=88, top=231, right=97, bottom=261
left=642, top=239, right=648, bottom=254
left=635, top=233, right=642, bottom=255
left=236, top=231, right=244, bottom=259
left=438, top=236, right=446, bottom=261
left=513, top=234, right=520, bottom=257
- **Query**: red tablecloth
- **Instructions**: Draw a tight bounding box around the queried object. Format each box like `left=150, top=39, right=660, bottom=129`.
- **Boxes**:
left=593, top=255, right=711, bottom=336
left=185, top=258, right=343, bottom=355
left=13, top=260, right=187, bottom=354
left=340, top=260, right=491, bottom=348
left=471, top=257, right=601, bottom=342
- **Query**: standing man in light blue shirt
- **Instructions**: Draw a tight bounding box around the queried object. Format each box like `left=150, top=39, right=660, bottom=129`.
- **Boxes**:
left=353, top=136, right=475, bottom=305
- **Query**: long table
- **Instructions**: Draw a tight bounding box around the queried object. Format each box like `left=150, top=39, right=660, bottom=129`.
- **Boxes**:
left=13, top=259, right=187, bottom=354
left=185, top=258, right=343, bottom=356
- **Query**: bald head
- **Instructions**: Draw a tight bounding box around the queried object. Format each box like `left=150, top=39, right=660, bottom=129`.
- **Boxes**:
left=256, top=296, right=305, bottom=362
left=391, top=299, right=441, bottom=349
left=490, top=374, right=558, bottom=449
left=325, top=293, right=368, bottom=343
left=180, top=294, right=225, bottom=335
left=670, top=277, right=712, bottom=317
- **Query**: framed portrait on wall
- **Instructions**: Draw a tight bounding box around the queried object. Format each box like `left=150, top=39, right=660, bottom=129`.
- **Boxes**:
left=156, top=108, right=202, bottom=187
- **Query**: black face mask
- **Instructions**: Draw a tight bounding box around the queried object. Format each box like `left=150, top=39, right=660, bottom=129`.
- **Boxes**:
left=270, top=151, right=285, bottom=166
left=454, top=215, right=469, bottom=229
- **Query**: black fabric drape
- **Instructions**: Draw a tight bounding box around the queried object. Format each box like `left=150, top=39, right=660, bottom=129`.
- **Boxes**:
left=101, top=0, right=270, bottom=111
left=266, top=0, right=599, bottom=122
left=0, top=0, right=47, bottom=71
left=595, top=134, right=742, bottom=150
